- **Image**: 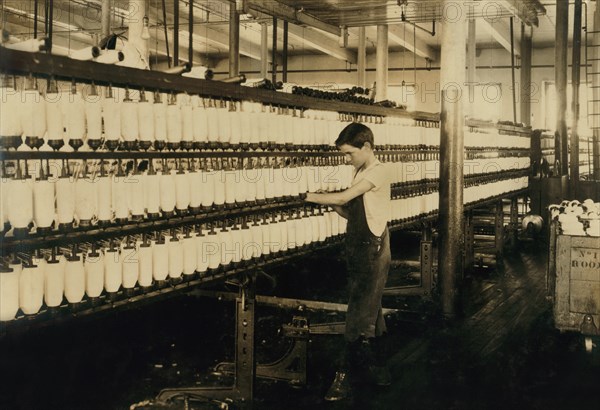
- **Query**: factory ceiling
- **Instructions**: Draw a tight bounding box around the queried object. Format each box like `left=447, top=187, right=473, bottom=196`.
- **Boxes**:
left=0, top=1, right=586, bottom=68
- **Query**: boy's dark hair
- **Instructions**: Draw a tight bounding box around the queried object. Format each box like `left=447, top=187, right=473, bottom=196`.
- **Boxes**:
left=335, top=122, right=374, bottom=149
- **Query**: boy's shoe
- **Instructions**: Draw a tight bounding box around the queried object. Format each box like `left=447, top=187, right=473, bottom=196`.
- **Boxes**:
left=324, top=371, right=351, bottom=401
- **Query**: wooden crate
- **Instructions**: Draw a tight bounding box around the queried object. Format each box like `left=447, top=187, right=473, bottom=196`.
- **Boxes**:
left=553, top=233, right=600, bottom=334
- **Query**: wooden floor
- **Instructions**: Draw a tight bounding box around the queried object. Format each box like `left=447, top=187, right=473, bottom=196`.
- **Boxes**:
left=1, top=237, right=599, bottom=410
left=253, top=237, right=600, bottom=410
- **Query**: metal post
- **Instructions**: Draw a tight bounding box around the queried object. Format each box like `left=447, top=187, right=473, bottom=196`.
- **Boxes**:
left=510, top=17, right=517, bottom=123
left=420, top=223, right=433, bottom=298
left=128, top=0, right=148, bottom=64
left=282, top=21, right=288, bottom=83
left=34, top=0, right=38, bottom=39
left=520, top=24, right=532, bottom=126
left=48, top=0, right=53, bottom=52
left=594, top=134, right=600, bottom=179
left=174, top=0, right=179, bottom=66
left=188, top=0, right=193, bottom=68
left=464, top=210, right=474, bottom=273
left=556, top=0, right=569, bottom=177
left=571, top=0, right=583, bottom=196
left=358, top=26, right=367, bottom=88
left=234, top=280, right=255, bottom=402
left=510, top=197, right=519, bottom=250
left=45, top=0, right=49, bottom=36
left=375, top=24, right=388, bottom=102
left=229, top=2, right=240, bottom=77
left=101, top=0, right=111, bottom=40
left=467, top=18, right=476, bottom=103
left=260, top=22, right=268, bottom=79
left=438, top=1, right=466, bottom=319
left=156, top=276, right=257, bottom=407
left=547, top=220, right=558, bottom=299
left=272, top=17, right=277, bottom=84
left=495, top=200, right=504, bottom=264
left=161, top=0, right=171, bottom=68
left=594, top=6, right=600, bottom=180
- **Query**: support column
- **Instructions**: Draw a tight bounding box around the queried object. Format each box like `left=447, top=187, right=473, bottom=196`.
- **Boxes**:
left=229, top=3, right=240, bottom=77
left=556, top=0, right=569, bottom=177
left=420, top=223, right=433, bottom=298
left=464, top=210, right=474, bottom=274
left=375, top=25, right=388, bottom=102
left=127, top=0, right=149, bottom=65
left=101, top=0, right=111, bottom=40
left=260, top=23, right=268, bottom=78
left=272, top=17, right=277, bottom=84
left=571, top=0, right=583, bottom=197
left=495, top=200, right=505, bottom=265
left=438, top=0, right=466, bottom=319
left=188, top=0, right=194, bottom=68
left=467, top=18, right=476, bottom=105
left=593, top=4, right=600, bottom=179
left=520, top=24, right=532, bottom=126
left=173, top=0, right=179, bottom=65
left=510, top=17, right=517, bottom=123
left=358, top=26, right=367, bottom=88
left=282, top=21, right=288, bottom=82
left=595, top=134, right=600, bottom=180
left=509, top=197, right=519, bottom=250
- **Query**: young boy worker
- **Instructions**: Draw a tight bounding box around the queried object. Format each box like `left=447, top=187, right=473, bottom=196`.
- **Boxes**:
left=305, top=122, right=392, bottom=401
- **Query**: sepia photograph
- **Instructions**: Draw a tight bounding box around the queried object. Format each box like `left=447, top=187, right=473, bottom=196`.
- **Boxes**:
left=0, top=1, right=599, bottom=409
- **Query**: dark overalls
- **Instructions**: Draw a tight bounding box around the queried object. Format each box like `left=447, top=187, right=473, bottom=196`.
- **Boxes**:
left=344, top=190, right=391, bottom=343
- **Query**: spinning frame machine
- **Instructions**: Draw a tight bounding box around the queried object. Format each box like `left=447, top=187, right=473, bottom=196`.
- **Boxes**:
left=0, top=48, right=532, bottom=408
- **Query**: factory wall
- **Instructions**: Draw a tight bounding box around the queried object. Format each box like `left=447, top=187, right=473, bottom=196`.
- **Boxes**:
left=216, top=46, right=587, bottom=132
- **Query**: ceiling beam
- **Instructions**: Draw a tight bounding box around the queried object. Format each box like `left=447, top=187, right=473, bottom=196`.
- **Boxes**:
left=387, top=25, right=438, bottom=61
left=146, top=5, right=280, bottom=64
left=494, top=0, right=546, bottom=27
left=186, top=25, right=281, bottom=64
left=1, top=6, right=97, bottom=45
left=285, top=24, right=357, bottom=64
left=478, top=17, right=521, bottom=57
left=246, top=0, right=340, bottom=36
left=2, top=3, right=216, bottom=68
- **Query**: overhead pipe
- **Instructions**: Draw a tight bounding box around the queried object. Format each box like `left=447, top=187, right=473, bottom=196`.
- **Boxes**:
left=174, top=0, right=179, bottom=66
left=70, top=45, right=102, bottom=60
left=282, top=20, right=288, bottom=82
left=375, top=25, right=388, bottom=101
left=357, top=26, right=366, bottom=88
left=34, top=0, right=38, bottom=38
left=260, top=22, right=268, bottom=78
left=570, top=0, right=582, bottom=196
left=467, top=18, right=476, bottom=105
left=189, top=0, right=194, bottom=68
left=520, top=24, right=532, bottom=126
left=161, top=0, right=171, bottom=68
left=47, top=0, right=53, bottom=52
left=272, top=17, right=277, bottom=84
left=182, top=66, right=214, bottom=80
left=595, top=3, right=600, bottom=178
left=229, top=1, right=240, bottom=77
left=4, top=38, right=50, bottom=52
left=220, top=74, right=246, bottom=84
left=555, top=0, right=569, bottom=177
left=160, top=63, right=192, bottom=75
left=510, top=17, right=517, bottom=123
left=101, top=0, right=111, bottom=40
left=127, top=0, right=148, bottom=62
left=95, top=50, right=125, bottom=64
left=44, top=0, right=49, bottom=35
